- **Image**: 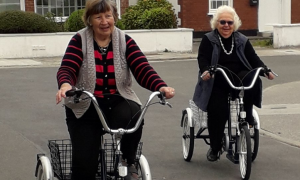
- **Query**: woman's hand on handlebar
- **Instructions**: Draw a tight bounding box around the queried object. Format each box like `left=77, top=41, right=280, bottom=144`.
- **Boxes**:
left=159, top=86, right=175, bottom=99
left=56, top=83, right=73, bottom=104
left=265, top=72, right=275, bottom=80
left=201, top=70, right=212, bottom=81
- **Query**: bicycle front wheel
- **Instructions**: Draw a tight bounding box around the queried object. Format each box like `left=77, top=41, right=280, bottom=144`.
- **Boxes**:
left=182, top=111, right=194, bottom=161
left=239, top=125, right=252, bottom=180
left=35, top=155, right=53, bottom=180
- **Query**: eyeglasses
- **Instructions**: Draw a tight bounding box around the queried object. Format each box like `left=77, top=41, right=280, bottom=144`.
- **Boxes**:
left=218, top=20, right=234, bottom=26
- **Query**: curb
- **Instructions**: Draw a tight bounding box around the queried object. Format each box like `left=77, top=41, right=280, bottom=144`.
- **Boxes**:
left=260, top=129, right=300, bottom=148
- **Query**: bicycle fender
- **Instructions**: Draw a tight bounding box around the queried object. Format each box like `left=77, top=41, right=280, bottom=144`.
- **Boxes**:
left=252, top=108, right=260, bottom=130
left=40, top=156, right=53, bottom=180
left=139, top=154, right=152, bottom=180
left=181, top=108, right=193, bottom=128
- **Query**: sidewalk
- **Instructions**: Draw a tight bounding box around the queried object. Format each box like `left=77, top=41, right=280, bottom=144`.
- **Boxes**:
left=1, top=46, right=300, bottom=68
left=256, top=81, right=300, bottom=148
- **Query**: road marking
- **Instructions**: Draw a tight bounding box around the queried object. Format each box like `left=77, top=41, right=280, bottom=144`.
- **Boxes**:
left=255, top=103, right=300, bottom=115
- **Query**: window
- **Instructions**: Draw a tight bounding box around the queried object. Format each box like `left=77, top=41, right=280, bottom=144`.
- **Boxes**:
left=0, top=0, right=21, bottom=12
left=208, top=0, right=233, bottom=15
left=36, top=0, right=86, bottom=18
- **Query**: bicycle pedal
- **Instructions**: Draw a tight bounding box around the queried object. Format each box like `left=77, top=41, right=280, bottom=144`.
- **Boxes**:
left=118, top=166, right=127, bottom=177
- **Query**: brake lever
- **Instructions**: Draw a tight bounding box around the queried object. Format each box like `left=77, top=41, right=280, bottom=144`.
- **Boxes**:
left=158, top=91, right=172, bottom=108
left=271, top=70, right=279, bottom=77
left=166, top=102, right=173, bottom=108
left=264, top=67, right=278, bottom=78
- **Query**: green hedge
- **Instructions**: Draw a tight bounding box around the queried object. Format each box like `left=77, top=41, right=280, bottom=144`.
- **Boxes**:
left=0, top=10, right=59, bottom=33
left=65, top=9, right=85, bottom=32
left=121, top=0, right=177, bottom=30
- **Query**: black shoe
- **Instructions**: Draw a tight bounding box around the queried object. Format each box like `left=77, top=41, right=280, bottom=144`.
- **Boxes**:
left=206, top=148, right=220, bottom=162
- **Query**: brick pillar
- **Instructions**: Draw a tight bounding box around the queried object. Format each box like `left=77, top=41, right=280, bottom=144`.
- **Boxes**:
left=120, top=0, right=129, bottom=15
left=25, top=0, right=34, bottom=12
left=291, top=0, right=300, bottom=23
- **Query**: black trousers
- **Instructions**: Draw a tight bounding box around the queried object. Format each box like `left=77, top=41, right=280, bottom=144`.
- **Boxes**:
left=207, top=71, right=260, bottom=153
left=65, top=95, right=143, bottom=180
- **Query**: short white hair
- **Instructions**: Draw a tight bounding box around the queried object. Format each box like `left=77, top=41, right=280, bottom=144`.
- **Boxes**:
left=210, top=5, right=242, bottom=31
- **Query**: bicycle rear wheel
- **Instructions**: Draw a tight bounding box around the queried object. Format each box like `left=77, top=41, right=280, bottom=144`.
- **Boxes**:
left=35, top=154, right=53, bottom=180
left=250, top=128, right=259, bottom=162
left=182, top=111, right=194, bottom=161
left=239, top=125, right=252, bottom=180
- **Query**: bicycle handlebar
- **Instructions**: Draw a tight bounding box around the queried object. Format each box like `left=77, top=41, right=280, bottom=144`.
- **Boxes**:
left=65, top=89, right=171, bottom=134
left=201, top=66, right=278, bottom=90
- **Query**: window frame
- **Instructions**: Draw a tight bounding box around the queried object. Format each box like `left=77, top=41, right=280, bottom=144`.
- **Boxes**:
left=35, top=0, right=86, bottom=22
left=208, top=0, right=233, bottom=15
left=0, top=0, right=24, bottom=12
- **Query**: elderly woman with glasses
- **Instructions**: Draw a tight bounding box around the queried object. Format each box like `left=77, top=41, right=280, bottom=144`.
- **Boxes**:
left=192, top=5, right=275, bottom=162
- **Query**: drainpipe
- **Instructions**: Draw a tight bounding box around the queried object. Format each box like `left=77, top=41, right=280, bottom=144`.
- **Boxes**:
left=116, top=0, right=121, bottom=19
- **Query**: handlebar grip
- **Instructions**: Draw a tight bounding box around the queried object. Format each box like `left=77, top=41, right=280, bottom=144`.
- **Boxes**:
left=65, top=87, right=83, bottom=97
left=158, top=91, right=165, bottom=99
left=65, top=90, right=76, bottom=97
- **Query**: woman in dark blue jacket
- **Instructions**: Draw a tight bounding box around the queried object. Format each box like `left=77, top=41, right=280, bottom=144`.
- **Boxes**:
left=193, top=5, right=275, bottom=162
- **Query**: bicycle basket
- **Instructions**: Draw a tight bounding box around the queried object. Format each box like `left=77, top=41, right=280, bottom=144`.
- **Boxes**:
left=48, top=139, right=72, bottom=180
left=229, top=99, right=239, bottom=127
left=189, top=99, right=238, bottom=129
left=189, top=100, right=207, bottom=129
left=102, top=139, right=143, bottom=176
left=48, top=139, right=143, bottom=180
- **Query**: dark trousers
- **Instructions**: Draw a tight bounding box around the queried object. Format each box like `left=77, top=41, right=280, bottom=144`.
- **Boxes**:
left=66, top=95, right=143, bottom=180
left=207, top=71, right=259, bottom=153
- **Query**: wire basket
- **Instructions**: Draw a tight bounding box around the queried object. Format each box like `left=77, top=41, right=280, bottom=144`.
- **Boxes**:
left=189, top=100, right=207, bottom=130
left=48, top=139, right=143, bottom=180
left=229, top=99, right=239, bottom=127
left=189, top=99, right=238, bottom=130
left=48, top=139, right=72, bottom=180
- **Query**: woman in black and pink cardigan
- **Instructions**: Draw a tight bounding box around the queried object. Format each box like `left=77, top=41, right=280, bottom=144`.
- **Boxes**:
left=55, top=1, right=175, bottom=180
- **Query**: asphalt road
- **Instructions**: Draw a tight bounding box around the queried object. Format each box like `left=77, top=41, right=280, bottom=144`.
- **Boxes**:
left=0, top=55, right=299, bottom=180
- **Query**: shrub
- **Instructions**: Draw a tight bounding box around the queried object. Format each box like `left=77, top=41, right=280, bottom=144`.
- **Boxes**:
left=44, top=12, right=68, bottom=32
left=0, top=10, right=59, bottom=33
left=115, top=19, right=126, bottom=30
left=65, top=9, right=85, bottom=32
left=141, top=7, right=176, bottom=29
left=121, top=0, right=177, bottom=30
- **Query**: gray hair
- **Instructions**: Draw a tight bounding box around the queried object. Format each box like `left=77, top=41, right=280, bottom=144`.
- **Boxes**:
left=210, top=5, right=241, bottom=31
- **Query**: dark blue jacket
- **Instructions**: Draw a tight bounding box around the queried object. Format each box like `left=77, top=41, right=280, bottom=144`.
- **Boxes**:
left=192, top=30, right=262, bottom=111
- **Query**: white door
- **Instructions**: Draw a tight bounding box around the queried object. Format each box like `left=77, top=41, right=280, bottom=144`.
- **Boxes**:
left=258, top=0, right=291, bottom=32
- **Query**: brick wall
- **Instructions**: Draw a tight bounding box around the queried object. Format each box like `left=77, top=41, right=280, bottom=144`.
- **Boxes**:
left=291, top=0, right=300, bottom=23
left=178, top=0, right=211, bottom=31
left=25, top=0, right=34, bottom=12
left=178, top=0, right=258, bottom=35
left=120, top=0, right=129, bottom=16
left=234, top=0, right=258, bottom=30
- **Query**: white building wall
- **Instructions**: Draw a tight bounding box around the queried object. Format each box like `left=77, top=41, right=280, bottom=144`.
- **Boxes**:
left=273, top=24, right=300, bottom=48
left=258, top=0, right=291, bottom=32
left=0, top=28, right=193, bottom=59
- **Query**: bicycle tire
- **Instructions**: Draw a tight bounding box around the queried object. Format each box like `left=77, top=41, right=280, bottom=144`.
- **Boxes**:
left=35, top=155, right=53, bottom=180
left=182, top=111, right=194, bottom=161
left=251, top=128, right=259, bottom=162
left=239, top=125, right=252, bottom=180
